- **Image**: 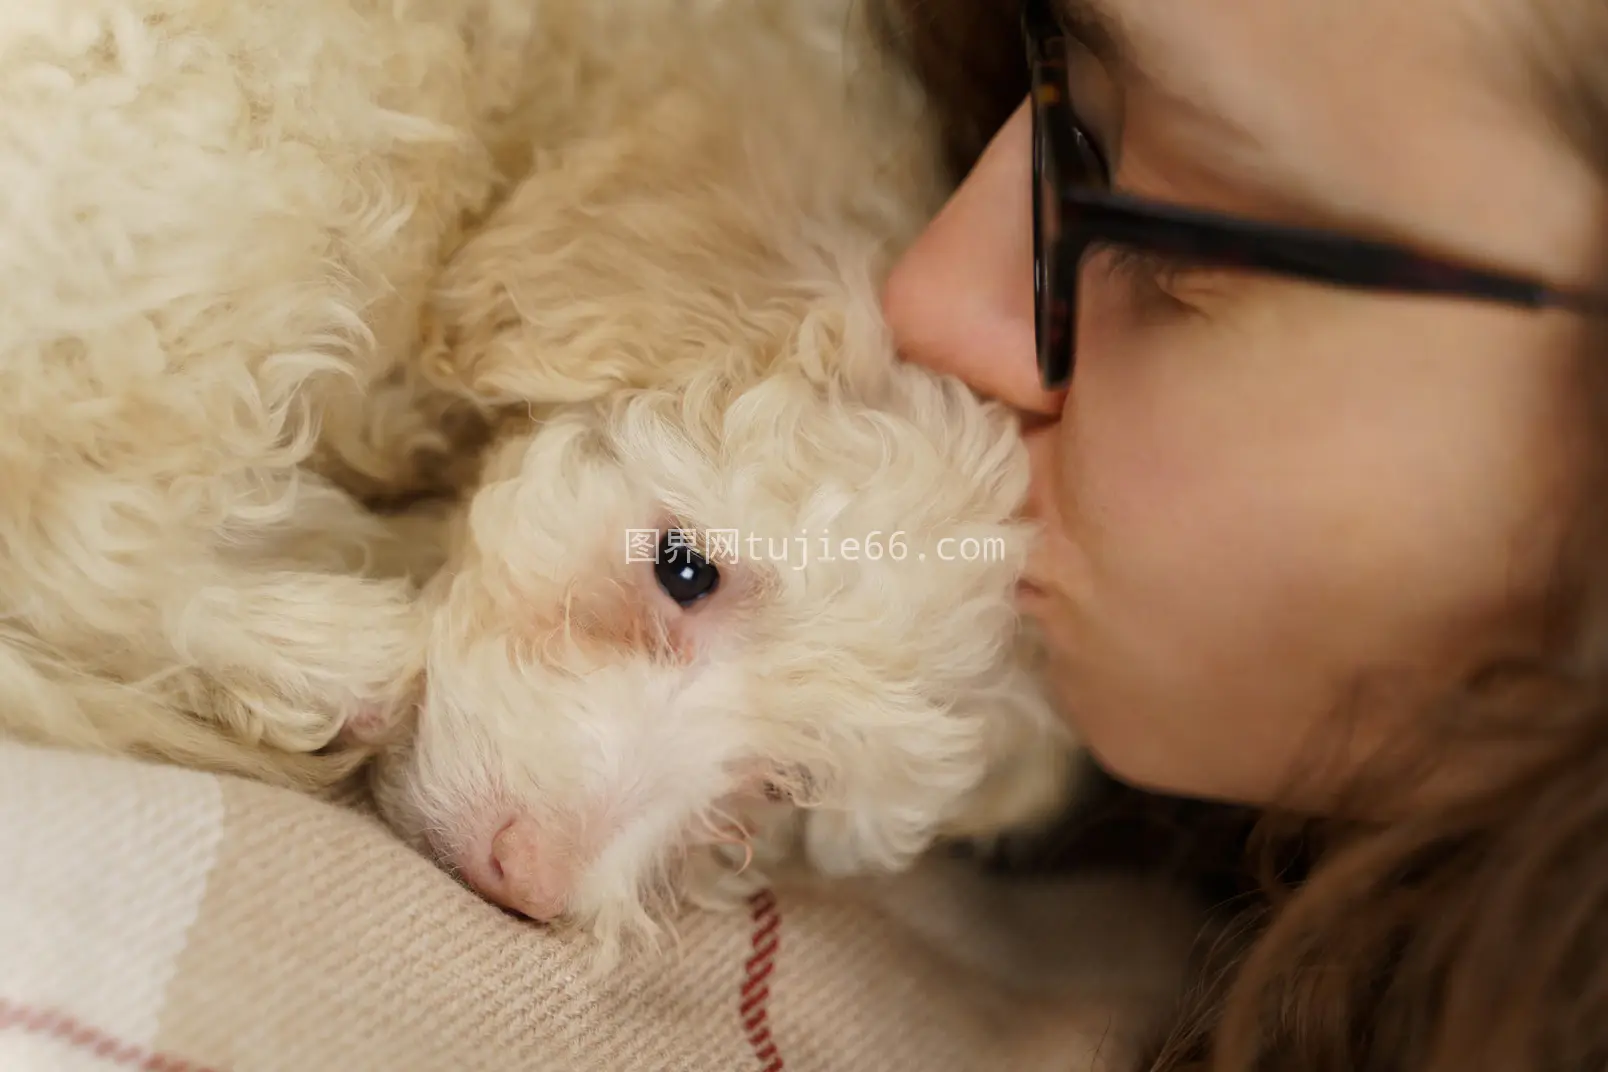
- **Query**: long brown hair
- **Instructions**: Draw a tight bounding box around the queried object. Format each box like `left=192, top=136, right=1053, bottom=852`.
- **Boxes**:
left=870, top=2, right=1608, bottom=1069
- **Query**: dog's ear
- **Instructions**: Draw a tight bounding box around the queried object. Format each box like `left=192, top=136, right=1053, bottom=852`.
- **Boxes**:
left=418, top=173, right=674, bottom=408
left=421, top=94, right=792, bottom=408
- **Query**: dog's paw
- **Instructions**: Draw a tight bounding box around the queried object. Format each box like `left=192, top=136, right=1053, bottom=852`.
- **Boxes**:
left=937, top=740, right=1083, bottom=843
left=681, top=850, right=772, bottom=912
left=336, top=702, right=393, bottom=746
left=333, top=688, right=418, bottom=749
left=800, top=808, right=934, bottom=878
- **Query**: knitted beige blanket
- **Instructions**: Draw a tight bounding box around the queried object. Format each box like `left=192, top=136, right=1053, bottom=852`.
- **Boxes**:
left=0, top=739, right=1197, bottom=1072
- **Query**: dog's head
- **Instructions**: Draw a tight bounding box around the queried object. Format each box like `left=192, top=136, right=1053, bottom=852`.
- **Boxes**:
left=370, top=109, right=1072, bottom=962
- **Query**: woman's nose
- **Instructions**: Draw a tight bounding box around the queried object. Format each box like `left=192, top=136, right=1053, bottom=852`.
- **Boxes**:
left=882, top=99, right=1068, bottom=418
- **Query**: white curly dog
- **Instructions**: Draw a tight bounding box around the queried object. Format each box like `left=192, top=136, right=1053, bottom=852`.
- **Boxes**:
left=1, top=0, right=1082, bottom=962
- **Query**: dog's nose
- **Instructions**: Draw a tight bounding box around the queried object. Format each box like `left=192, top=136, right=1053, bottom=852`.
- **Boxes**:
left=464, top=816, right=575, bottom=922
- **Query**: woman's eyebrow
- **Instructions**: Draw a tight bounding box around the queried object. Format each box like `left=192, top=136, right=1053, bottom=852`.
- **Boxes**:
left=1053, top=1, right=1378, bottom=232
left=1057, top=0, right=1274, bottom=168
left=1053, top=0, right=1132, bottom=72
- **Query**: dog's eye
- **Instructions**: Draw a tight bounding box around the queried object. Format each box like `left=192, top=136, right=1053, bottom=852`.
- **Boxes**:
left=655, top=530, right=720, bottom=606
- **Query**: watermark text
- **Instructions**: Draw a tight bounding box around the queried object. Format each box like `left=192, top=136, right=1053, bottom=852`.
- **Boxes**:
left=624, top=528, right=1008, bottom=569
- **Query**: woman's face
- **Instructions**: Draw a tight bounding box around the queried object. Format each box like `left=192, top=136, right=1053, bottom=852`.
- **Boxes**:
left=884, top=0, right=1608, bottom=809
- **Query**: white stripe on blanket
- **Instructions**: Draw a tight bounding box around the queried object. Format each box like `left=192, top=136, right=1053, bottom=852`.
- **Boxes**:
left=0, top=1031, right=130, bottom=1072
left=0, top=741, right=224, bottom=1062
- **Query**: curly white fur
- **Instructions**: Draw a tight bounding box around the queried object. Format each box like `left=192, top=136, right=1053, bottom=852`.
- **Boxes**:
left=361, top=0, right=1084, bottom=970
left=0, top=0, right=548, bottom=786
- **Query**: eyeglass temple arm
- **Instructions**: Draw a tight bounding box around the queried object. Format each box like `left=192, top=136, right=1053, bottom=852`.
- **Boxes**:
left=1075, top=193, right=1608, bottom=317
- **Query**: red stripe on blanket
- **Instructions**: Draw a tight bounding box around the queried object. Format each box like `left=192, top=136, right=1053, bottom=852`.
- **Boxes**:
left=0, top=998, right=222, bottom=1072
left=740, top=889, right=785, bottom=1071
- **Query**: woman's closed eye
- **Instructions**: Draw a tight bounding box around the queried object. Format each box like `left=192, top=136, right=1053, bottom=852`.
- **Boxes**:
left=1100, top=245, right=1206, bottom=314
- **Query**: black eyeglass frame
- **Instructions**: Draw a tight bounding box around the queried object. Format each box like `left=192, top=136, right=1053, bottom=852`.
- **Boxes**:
left=1022, top=0, right=1608, bottom=391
